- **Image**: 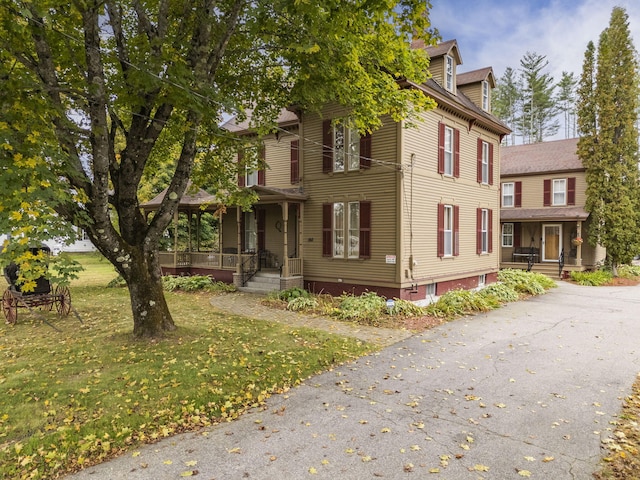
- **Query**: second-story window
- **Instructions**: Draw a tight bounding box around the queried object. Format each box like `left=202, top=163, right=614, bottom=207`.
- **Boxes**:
left=444, top=126, right=454, bottom=176
left=482, top=80, right=489, bottom=111
left=445, top=55, right=454, bottom=92
left=502, top=182, right=514, bottom=207
left=481, top=141, right=490, bottom=184
left=333, top=123, right=360, bottom=172
left=245, top=168, right=258, bottom=187
left=553, top=179, right=566, bottom=205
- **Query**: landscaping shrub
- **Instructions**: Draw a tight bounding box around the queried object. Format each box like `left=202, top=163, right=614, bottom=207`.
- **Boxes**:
left=570, top=270, right=613, bottom=286
left=334, top=292, right=386, bottom=324
left=426, top=289, right=498, bottom=319
left=277, top=287, right=310, bottom=302
left=617, top=264, right=640, bottom=279
left=498, top=268, right=555, bottom=294
left=287, top=296, right=319, bottom=311
left=162, top=275, right=236, bottom=292
left=479, top=282, right=520, bottom=303
left=389, top=298, right=428, bottom=317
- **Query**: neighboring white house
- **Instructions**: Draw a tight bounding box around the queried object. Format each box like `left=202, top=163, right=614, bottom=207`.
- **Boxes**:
left=1, top=227, right=97, bottom=255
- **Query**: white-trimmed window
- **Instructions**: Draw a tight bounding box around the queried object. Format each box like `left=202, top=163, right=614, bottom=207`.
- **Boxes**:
left=480, top=209, right=489, bottom=253
left=502, top=223, right=514, bottom=247
left=445, top=55, right=454, bottom=92
left=245, top=168, right=258, bottom=187
left=481, top=141, right=490, bottom=184
left=332, top=202, right=360, bottom=259
left=333, top=203, right=345, bottom=257
left=333, top=123, right=360, bottom=172
left=482, top=80, right=489, bottom=111
left=553, top=179, right=566, bottom=205
left=347, top=202, right=360, bottom=258
left=426, top=283, right=436, bottom=297
left=444, top=126, right=454, bottom=176
left=502, top=182, right=514, bottom=207
left=443, top=205, right=454, bottom=257
left=478, top=274, right=487, bottom=287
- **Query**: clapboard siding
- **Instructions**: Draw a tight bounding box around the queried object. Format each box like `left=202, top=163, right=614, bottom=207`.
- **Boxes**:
left=262, top=129, right=298, bottom=189
left=502, top=171, right=587, bottom=209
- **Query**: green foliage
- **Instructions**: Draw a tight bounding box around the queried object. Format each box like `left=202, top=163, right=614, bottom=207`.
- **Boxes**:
left=570, top=269, right=613, bottom=286
left=425, top=289, right=499, bottom=319
left=388, top=298, right=428, bottom=317
left=333, top=292, right=387, bottom=324
left=478, top=282, right=520, bottom=303
left=107, top=275, right=126, bottom=288
left=161, top=275, right=236, bottom=293
left=617, top=264, right=640, bottom=278
left=497, top=268, right=556, bottom=294
left=277, top=287, right=310, bottom=302
left=287, top=296, right=318, bottom=312
left=577, top=7, right=640, bottom=271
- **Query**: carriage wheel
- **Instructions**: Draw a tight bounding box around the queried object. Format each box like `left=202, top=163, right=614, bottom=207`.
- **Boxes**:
left=54, top=285, right=71, bottom=316
left=2, top=289, right=17, bottom=324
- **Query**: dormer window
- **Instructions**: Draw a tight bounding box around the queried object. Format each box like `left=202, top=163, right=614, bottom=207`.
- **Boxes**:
left=482, top=80, right=489, bottom=111
left=445, top=55, right=454, bottom=92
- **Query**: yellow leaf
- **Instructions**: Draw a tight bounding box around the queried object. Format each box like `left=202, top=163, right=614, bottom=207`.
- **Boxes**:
left=524, top=456, right=536, bottom=462
left=429, top=467, right=440, bottom=473
left=321, top=459, right=329, bottom=465
left=517, top=469, right=532, bottom=477
left=185, top=460, right=197, bottom=466
left=180, top=471, right=194, bottom=477
left=473, top=464, right=490, bottom=472
left=542, top=456, right=555, bottom=462
left=362, top=455, right=373, bottom=462
left=309, top=467, right=318, bottom=474
left=132, top=451, right=140, bottom=457
left=380, top=427, right=391, bottom=433
left=163, top=460, right=173, bottom=465
left=228, top=447, right=241, bottom=454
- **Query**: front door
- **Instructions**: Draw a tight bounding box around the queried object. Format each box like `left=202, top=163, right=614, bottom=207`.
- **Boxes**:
left=543, top=224, right=561, bottom=262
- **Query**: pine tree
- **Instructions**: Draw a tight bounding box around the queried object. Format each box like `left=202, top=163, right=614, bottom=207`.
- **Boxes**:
left=556, top=72, right=578, bottom=138
left=492, top=67, right=520, bottom=145
left=516, top=52, right=560, bottom=143
left=577, top=7, right=640, bottom=275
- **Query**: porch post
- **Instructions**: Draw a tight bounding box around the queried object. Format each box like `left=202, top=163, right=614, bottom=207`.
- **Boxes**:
left=298, top=203, right=304, bottom=276
left=576, top=220, right=583, bottom=266
left=236, top=207, right=242, bottom=274
left=173, top=210, right=178, bottom=268
left=187, top=211, right=193, bottom=252
left=282, top=201, right=289, bottom=277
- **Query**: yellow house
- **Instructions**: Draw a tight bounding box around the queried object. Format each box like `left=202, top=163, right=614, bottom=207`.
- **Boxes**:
left=156, top=40, right=511, bottom=299
left=499, top=138, right=606, bottom=277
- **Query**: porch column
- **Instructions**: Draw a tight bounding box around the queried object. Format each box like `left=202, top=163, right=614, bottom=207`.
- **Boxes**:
left=298, top=203, right=304, bottom=277
left=281, top=201, right=289, bottom=277
left=187, top=211, right=193, bottom=252
left=173, top=210, right=178, bottom=268
left=576, top=220, right=583, bottom=266
left=236, top=207, right=242, bottom=274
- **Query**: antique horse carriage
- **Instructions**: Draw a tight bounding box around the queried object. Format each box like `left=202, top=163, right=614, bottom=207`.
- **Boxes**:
left=2, top=245, right=77, bottom=329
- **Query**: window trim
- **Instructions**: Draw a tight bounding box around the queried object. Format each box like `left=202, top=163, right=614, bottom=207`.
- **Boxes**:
left=481, top=141, right=490, bottom=184
left=444, top=126, right=454, bottom=176
left=480, top=209, right=489, bottom=254
left=552, top=178, right=567, bottom=206
left=323, top=201, right=370, bottom=259
left=482, top=80, right=489, bottom=111
left=445, top=55, right=454, bottom=92
left=502, top=222, right=514, bottom=248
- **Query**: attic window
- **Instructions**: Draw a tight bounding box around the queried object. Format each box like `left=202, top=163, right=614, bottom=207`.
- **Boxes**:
left=482, top=80, right=489, bottom=111
left=445, top=55, right=454, bottom=92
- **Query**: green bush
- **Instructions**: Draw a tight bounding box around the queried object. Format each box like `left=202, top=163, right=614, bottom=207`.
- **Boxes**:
left=162, top=275, right=236, bottom=292
left=277, top=287, right=310, bottom=302
left=617, top=264, right=640, bottom=278
left=389, top=298, right=428, bottom=317
left=107, top=275, right=126, bottom=288
left=497, top=268, right=555, bottom=294
left=334, top=292, right=386, bottom=323
left=287, top=296, right=319, bottom=311
left=570, top=269, right=612, bottom=286
left=479, top=282, right=520, bottom=303
left=426, top=289, right=498, bottom=319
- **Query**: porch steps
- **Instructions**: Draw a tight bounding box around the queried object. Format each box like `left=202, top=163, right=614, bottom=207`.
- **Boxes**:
left=505, top=262, right=563, bottom=278
left=238, top=271, right=281, bottom=294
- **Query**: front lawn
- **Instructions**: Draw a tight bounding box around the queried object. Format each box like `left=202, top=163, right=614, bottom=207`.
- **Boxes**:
left=0, top=254, right=373, bottom=479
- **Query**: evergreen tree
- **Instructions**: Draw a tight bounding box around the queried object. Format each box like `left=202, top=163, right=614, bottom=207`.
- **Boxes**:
left=516, top=52, right=560, bottom=143
left=556, top=71, right=578, bottom=138
left=492, top=67, right=520, bottom=145
left=577, top=7, right=640, bottom=275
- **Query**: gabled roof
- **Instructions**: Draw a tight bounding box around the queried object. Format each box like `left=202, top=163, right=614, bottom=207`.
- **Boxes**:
left=419, top=39, right=463, bottom=65
left=457, top=67, right=496, bottom=88
left=140, top=182, right=218, bottom=213
left=501, top=138, right=583, bottom=176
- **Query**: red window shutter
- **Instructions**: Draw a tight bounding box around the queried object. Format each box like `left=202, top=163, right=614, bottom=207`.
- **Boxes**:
left=237, top=150, right=245, bottom=187
left=489, top=143, right=494, bottom=185
left=515, top=181, right=522, bottom=207
left=359, top=133, right=371, bottom=169
left=359, top=201, right=371, bottom=258
left=476, top=208, right=482, bottom=255
left=258, top=145, right=265, bottom=186
left=543, top=179, right=551, bottom=206
left=488, top=209, right=493, bottom=253
left=453, top=128, right=460, bottom=177
left=322, top=119, right=332, bottom=173
left=437, top=203, right=444, bottom=257
left=257, top=209, right=265, bottom=251
left=476, top=138, right=483, bottom=183
left=290, top=140, right=299, bottom=184
left=438, top=122, right=445, bottom=174
left=568, top=177, right=576, bottom=205
left=514, top=222, right=521, bottom=247
left=322, top=203, right=332, bottom=257
left=454, top=205, right=460, bottom=256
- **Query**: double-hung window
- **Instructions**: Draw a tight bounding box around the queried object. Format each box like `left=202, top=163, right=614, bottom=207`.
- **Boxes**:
left=444, top=126, right=454, bottom=176
left=502, top=182, right=514, bottom=207
left=323, top=201, right=371, bottom=259
left=438, top=203, right=458, bottom=258
left=480, top=209, right=489, bottom=253
left=445, top=55, right=454, bottom=92
left=333, top=123, right=360, bottom=172
left=553, top=179, right=566, bottom=205
left=443, top=205, right=454, bottom=256
left=502, top=223, right=514, bottom=247
left=482, top=80, right=489, bottom=111
left=481, top=141, right=490, bottom=184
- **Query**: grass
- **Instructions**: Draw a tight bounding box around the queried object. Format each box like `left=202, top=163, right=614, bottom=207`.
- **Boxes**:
left=0, top=253, right=373, bottom=479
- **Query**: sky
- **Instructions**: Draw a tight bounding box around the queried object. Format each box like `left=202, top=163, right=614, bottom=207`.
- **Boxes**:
left=429, top=0, right=640, bottom=88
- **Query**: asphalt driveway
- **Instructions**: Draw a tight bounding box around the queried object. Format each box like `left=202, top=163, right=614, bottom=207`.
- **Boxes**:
left=66, top=281, right=640, bottom=479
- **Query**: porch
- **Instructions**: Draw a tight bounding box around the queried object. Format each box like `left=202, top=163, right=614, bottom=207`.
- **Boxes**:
left=499, top=207, right=596, bottom=278
left=142, top=184, right=307, bottom=292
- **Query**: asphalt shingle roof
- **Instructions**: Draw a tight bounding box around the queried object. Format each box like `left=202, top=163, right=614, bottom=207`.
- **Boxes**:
left=501, top=138, right=583, bottom=176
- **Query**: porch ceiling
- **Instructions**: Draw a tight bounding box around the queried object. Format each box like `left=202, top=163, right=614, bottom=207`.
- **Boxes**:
left=140, top=182, right=219, bottom=214
left=501, top=206, right=589, bottom=222
left=251, top=185, right=308, bottom=204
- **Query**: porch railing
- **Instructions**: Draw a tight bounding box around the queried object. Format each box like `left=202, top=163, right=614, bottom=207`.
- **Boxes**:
left=288, top=257, right=302, bottom=276
left=241, top=253, right=258, bottom=286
